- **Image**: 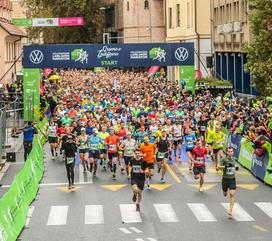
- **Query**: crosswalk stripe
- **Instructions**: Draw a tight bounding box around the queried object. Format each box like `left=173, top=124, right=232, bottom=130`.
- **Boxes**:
left=187, top=203, right=217, bottom=222
left=120, top=204, right=142, bottom=223
left=135, top=239, right=145, bottom=241
left=47, top=206, right=69, bottom=226
left=85, top=205, right=104, bottom=224
left=254, top=202, right=272, bottom=218
left=25, top=206, right=35, bottom=227
left=221, top=203, right=255, bottom=221
left=129, top=227, right=143, bottom=233
left=147, top=238, right=158, bottom=241
left=119, top=227, right=132, bottom=234
left=153, top=204, right=179, bottom=222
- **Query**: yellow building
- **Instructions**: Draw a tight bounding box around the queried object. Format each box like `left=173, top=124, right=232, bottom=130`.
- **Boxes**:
left=0, top=0, right=26, bottom=84
left=166, top=0, right=212, bottom=80
left=212, top=0, right=253, bottom=94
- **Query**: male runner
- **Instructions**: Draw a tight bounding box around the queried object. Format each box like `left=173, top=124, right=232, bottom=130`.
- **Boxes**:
left=89, top=128, right=101, bottom=177
left=140, top=136, right=155, bottom=189
left=218, top=147, right=239, bottom=218
left=172, top=119, right=183, bottom=163
left=47, top=119, right=58, bottom=160
left=105, top=128, right=119, bottom=180
left=98, top=126, right=109, bottom=170
left=192, top=139, right=208, bottom=192
left=128, top=148, right=147, bottom=212
left=184, top=128, right=196, bottom=171
left=211, top=126, right=224, bottom=170
left=154, top=129, right=172, bottom=183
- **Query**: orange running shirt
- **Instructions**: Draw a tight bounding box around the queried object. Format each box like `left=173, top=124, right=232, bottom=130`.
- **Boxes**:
left=140, top=143, right=155, bottom=164
left=105, top=135, right=119, bottom=153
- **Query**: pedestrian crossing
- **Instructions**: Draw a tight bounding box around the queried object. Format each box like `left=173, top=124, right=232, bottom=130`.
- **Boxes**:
left=27, top=202, right=272, bottom=227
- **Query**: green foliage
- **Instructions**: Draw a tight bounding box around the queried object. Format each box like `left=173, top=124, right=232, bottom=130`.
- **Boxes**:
left=243, top=0, right=272, bottom=96
left=22, top=0, right=104, bottom=44
left=199, top=77, right=232, bottom=87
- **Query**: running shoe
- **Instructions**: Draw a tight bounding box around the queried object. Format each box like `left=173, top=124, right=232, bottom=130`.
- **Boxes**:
left=112, top=174, right=116, bottom=180
left=199, top=186, right=203, bottom=192
left=160, top=178, right=165, bottom=184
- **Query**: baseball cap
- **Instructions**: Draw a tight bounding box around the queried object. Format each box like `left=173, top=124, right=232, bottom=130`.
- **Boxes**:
left=93, top=128, right=98, bottom=133
left=81, top=127, right=86, bottom=131
left=162, top=129, right=167, bottom=132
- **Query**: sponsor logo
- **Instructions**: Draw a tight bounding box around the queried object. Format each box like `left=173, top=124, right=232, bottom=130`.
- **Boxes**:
left=149, top=47, right=166, bottom=62
left=97, top=46, right=121, bottom=59
left=52, top=52, right=70, bottom=61
left=71, top=49, right=88, bottom=64
left=130, top=51, right=148, bottom=60
left=29, top=50, right=44, bottom=64
left=174, top=47, right=189, bottom=62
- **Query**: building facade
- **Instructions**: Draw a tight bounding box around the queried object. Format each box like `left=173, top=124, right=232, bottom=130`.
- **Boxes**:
left=166, top=0, right=212, bottom=81
left=212, top=0, right=254, bottom=94
left=0, top=0, right=26, bottom=84
left=103, top=0, right=165, bottom=44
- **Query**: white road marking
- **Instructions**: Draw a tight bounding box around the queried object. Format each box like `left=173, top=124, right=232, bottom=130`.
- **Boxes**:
left=221, top=203, right=255, bottom=221
left=254, top=202, right=272, bottom=218
left=25, top=206, right=35, bottom=227
left=85, top=205, right=104, bottom=224
left=187, top=203, right=217, bottom=222
left=120, top=204, right=142, bottom=223
left=47, top=206, right=69, bottom=225
left=129, top=227, right=143, bottom=233
left=147, top=238, right=158, bottom=241
left=135, top=239, right=145, bottom=241
left=153, top=204, right=179, bottom=222
left=119, top=227, right=132, bottom=234
left=79, top=164, right=84, bottom=183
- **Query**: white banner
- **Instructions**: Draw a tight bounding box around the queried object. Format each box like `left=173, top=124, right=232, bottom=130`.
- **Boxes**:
left=32, top=18, right=58, bottom=27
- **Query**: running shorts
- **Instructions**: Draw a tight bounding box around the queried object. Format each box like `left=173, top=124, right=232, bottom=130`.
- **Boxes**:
left=222, top=178, right=236, bottom=192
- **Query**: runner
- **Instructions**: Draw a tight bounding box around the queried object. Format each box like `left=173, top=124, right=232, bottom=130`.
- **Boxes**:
left=184, top=128, right=196, bottom=171
left=154, top=129, right=172, bottom=183
left=218, top=147, right=239, bottom=218
left=120, top=132, right=136, bottom=180
left=62, top=135, right=77, bottom=189
left=128, top=148, right=147, bottom=212
left=211, top=126, right=224, bottom=170
left=104, top=128, right=119, bottom=180
left=140, top=136, right=155, bottom=189
left=191, top=139, right=208, bottom=192
left=117, top=121, right=127, bottom=173
left=76, top=127, right=89, bottom=172
left=98, top=126, right=109, bottom=170
left=172, top=119, right=183, bottom=163
left=89, top=128, right=101, bottom=177
left=47, top=119, right=58, bottom=160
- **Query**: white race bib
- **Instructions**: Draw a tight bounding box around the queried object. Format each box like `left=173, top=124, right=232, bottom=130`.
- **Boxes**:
left=90, top=144, right=98, bottom=150
left=226, top=167, right=235, bottom=175
left=109, top=145, right=116, bottom=151
left=197, top=157, right=204, bottom=164
left=157, top=152, right=165, bottom=158
left=66, top=157, right=74, bottom=165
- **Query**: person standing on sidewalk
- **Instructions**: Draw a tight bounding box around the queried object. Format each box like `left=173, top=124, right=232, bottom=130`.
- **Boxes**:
left=23, top=121, right=38, bottom=161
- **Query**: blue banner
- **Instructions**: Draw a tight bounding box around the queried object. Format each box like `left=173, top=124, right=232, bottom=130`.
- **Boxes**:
left=227, top=134, right=243, bottom=159
left=23, top=43, right=194, bottom=68
left=251, top=152, right=269, bottom=181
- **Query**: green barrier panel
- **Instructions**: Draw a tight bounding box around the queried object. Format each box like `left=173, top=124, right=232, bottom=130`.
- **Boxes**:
left=238, top=138, right=254, bottom=170
left=0, top=118, right=48, bottom=241
left=264, top=153, right=272, bottom=186
left=221, top=127, right=230, bottom=150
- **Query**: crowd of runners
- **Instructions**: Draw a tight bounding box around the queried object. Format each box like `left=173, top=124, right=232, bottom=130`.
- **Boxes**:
left=43, top=69, right=272, bottom=215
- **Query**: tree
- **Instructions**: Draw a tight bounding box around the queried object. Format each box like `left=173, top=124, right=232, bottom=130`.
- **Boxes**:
left=22, top=0, right=104, bottom=44
left=243, top=0, right=272, bottom=96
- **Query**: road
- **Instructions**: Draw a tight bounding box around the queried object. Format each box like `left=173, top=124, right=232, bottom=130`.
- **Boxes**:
left=1, top=143, right=272, bottom=241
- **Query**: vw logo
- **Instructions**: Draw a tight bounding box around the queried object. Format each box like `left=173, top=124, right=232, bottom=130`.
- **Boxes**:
left=175, top=47, right=189, bottom=62
left=29, top=50, right=44, bottom=64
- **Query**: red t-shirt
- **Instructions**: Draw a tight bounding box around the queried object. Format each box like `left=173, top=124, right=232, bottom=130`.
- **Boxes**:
left=105, top=135, right=119, bottom=153
left=118, top=129, right=127, bottom=143
left=57, top=127, right=66, bottom=137
left=192, top=147, right=208, bottom=167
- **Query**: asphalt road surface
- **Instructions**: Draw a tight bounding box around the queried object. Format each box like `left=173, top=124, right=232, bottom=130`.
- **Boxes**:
left=1, top=143, right=272, bottom=241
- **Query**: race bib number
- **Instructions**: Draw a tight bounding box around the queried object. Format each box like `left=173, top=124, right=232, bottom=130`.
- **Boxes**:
left=125, top=147, right=134, bottom=156
left=119, top=137, right=124, bottom=142
left=109, top=145, right=116, bottom=151
left=66, top=157, right=74, bottom=165
left=157, top=152, right=165, bottom=158
left=132, top=165, right=141, bottom=173
left=174, top=131, right=181, bottom=137
left=187, top=141, right=194, bottom=148
left=90, top=144, right=98, bottom=150
left=197, top=157, right=204, bottom=164
left=200, top=126, right=206, bottom=131
left=226, top=167, right=235, bottom=175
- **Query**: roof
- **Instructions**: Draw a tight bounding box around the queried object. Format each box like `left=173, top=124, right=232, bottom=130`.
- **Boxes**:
left=0, top=21, right=26, bottom=37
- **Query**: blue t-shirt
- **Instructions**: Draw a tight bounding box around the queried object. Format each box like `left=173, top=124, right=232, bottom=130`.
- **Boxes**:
left=184, top=134, right=196, bottom=150
left=89, top=135, right=101, bottom=150
left=136, top=132, right=147, bottom=143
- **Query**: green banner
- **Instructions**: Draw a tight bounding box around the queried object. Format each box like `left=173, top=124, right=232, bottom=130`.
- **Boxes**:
left=221, top=127, right=230, bottom=150
left=12, top=18, right=33, bottom=27
left=238, top=138, right=254, bottom=170
left=264, top=153, right=272, bottom=186
left=23, top=69, right=40, bottom=122
left=179, top=65, right=195, bottom=94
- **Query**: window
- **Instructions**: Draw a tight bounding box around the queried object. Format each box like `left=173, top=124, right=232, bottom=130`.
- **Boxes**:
left=127, top=1, right=129, bottom=11
left=226, top=4, right=231, bottom=22
left=176, top=4, right=180, bottom=27
left=5, top=41, right=15, bottom=62
left=169, top=7, right=173, bottom=28
left=144, top=0, right=149, bottom=10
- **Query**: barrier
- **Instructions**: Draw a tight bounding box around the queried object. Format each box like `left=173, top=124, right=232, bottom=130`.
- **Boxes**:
left=0, top=118, right=48, bottom=241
